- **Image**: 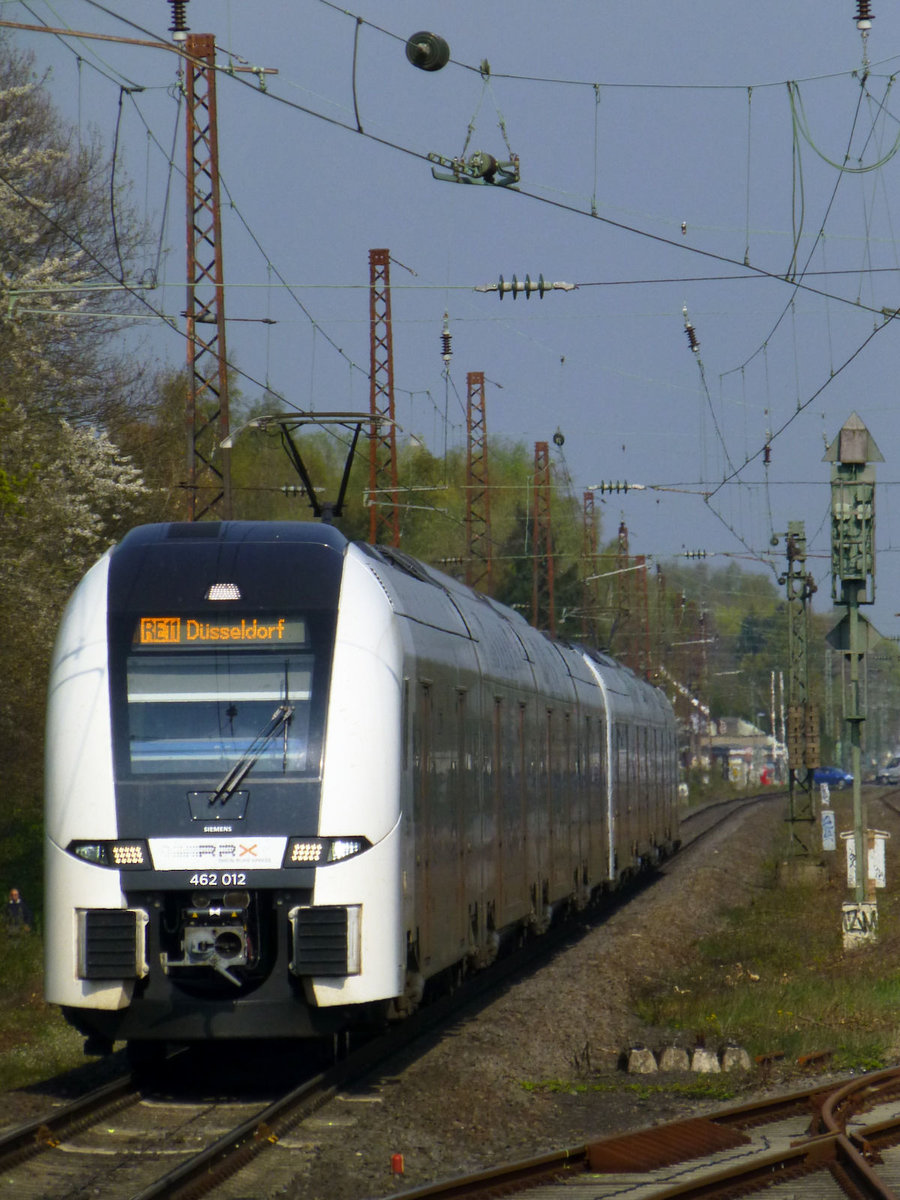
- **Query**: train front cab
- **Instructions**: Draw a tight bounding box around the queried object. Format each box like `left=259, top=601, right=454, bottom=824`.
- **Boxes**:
left=45, top=524, right=407, bottom=1049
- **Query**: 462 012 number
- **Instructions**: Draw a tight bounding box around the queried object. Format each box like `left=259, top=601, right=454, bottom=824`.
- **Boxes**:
left=188, top=872, right=247, bottom=887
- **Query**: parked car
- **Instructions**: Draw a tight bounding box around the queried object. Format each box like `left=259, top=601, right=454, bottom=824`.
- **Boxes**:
left=875, top=756, right=900, bottom=785
left=813, top=765, right=853, bottom=789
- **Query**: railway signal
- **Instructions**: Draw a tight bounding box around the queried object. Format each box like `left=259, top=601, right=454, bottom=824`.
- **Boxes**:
left=824, top=412, right=883, bottom=947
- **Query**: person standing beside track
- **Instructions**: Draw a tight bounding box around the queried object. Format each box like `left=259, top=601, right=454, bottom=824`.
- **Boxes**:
left=5, top=887, right=32, bottom=933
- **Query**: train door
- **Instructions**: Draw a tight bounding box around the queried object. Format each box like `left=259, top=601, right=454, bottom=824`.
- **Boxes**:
left=491, top=697, right=506, bottom=926
left=517, top=700, right=536, bottom=923
left=441, top=685, right=467, bottom=963
left=636, top=724, right=647, bottom=855
left=523, top=700, right=546, bottom=924
left=460, top=685, right=485, bottom=959
left=612, top=721, right=632, bottom=878
left=544, top=707, right=558, bottom=903
left=577, top=713, right=593, bottom=897
left=412, top=680, right=434, bottom=969
left=593, top=710, right=610, bottom=885
left=554, top=711, right=574, bottom=897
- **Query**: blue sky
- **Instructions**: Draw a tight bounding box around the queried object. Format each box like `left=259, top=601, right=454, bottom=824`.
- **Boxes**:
left=8, top=1, right=900, bottom=633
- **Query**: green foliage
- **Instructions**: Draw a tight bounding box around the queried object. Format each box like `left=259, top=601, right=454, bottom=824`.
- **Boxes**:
left=0, top=815, right=85, bottom=1089
left=219, top=412, right=587, bottom=623
left=521, top=1077, right=739, bottom=1101
left=0, top=403, right=152, bottom=817
left=662, top=560, right=788, bottom=722
left=633, top=810, right=900, bottom=1073
left=0, top=927, right=84, bottom=1089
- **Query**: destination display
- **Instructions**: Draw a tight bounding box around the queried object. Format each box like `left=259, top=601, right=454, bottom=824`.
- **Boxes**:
left=135, top=616, right=306, bottom=648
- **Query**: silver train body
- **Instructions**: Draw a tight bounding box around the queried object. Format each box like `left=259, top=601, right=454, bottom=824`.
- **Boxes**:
left=45, top=522, right=679, bottom=1049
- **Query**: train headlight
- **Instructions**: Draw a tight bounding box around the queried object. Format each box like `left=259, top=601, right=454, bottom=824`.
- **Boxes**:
left=329, top=838, right=366, bottom=861
left=288, top=840, right=324, bottom=864
left=67, top=840, right=149, bottom=869
left=283, top=837, right=369, bottom=867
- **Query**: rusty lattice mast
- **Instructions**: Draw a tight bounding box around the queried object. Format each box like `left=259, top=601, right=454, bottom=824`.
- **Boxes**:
left=581, top=490, right=599, bottom=644
left=184, top=33, right=231, bottom=520
left=465, top=371, right=493, bottom=593
left=368, top=249, right=399, bottom=546
left=531, top=442, right=555, bottom=635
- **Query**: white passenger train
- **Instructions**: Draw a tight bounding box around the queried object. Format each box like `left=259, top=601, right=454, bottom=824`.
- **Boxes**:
left=44, top=521, right=679, bottom=1053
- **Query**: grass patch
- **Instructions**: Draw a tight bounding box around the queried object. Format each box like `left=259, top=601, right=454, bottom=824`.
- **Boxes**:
left=522, top=1077, right=739, bottom=1101
left=0, top=813, right=86, bottom=1091
left=633, top=797, right=900, bottom=1075
left=0, top=928, right=85, bottom=1090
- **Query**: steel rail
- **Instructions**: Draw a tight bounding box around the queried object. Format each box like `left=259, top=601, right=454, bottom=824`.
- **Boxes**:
left=383, top=1072, right=900, bottom=1200
left=0, top=1070, right=139, bottom=1169
left=0, top=795, right=791, bottom=1197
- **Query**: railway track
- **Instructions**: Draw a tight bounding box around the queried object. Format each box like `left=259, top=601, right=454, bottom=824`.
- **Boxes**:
left=0, top=792, right=789, bottom=1198
left=0, top=1042, right=370, bottom=1199
left=390, top=1068, right=900, bottom=1199
left=677, top=789, right=783, bottom=845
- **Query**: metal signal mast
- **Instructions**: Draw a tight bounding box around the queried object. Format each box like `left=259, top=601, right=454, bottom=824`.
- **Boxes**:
left=581, top=491, right=599, bottom=644
left=465, top=371, right=492, bottom=593
left=532, top=442, right=555, bottom=634
left=184, top=33, right=231, bottom=520
left=368, top=249, right=399, bottom=547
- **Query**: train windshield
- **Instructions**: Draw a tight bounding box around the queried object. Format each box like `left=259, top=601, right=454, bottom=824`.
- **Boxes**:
left=124, top=650, right=313, bottom=778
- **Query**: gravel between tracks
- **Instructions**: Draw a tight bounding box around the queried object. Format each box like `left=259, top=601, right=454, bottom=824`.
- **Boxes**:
left=0, top=799, right=832, bottom=1200
left=267, top=798, right=806, bottom=1200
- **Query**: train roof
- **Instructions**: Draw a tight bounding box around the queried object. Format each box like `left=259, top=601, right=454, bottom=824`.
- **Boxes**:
left=109, top=524, right=670, bottom=714
left=116, top=521, right=350, bottom=550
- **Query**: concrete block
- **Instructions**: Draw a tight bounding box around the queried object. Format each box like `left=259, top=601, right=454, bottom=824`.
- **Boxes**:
left=721, top=1045, right=752, bottom=1071
left=691, top=1047, right=721, bottom=1073
left=626, top=1046, right=658, bottom=1074
left=658, top=1046, right=690, bottom=1072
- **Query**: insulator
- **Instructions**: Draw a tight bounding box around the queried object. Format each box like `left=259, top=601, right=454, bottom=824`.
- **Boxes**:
left=763, top=443, right=771, bottom=464
left=496, top=273, right=548, bottom=300
left=854, top=0, right=874, bottom=28
left=682, top=305, right=700, bottom=352
left=440, top=312, right=452, bottom=364
left=168, top=0, right=189, bottom=40
left=405, top=32, right=451, bottom=71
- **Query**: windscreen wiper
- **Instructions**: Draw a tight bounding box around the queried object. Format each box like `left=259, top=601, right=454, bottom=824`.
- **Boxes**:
left=210, top=703, right=294, bottom=806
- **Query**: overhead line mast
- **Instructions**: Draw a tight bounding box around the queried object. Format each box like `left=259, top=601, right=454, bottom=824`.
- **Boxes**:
left=466, top=371, right=493, bottom=594
left=183, top=31, right=231, bottom=520
left=368, top=249, right=400, bottom=547
left=169, top=3, right=274, bottom=520
left=532, top=442, right=555, bottom=635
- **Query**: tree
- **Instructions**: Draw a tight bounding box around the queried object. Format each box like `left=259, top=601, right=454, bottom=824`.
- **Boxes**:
left=0, top=402, right=152, bottom=812
left=0, top=37, right=149, bottom=426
